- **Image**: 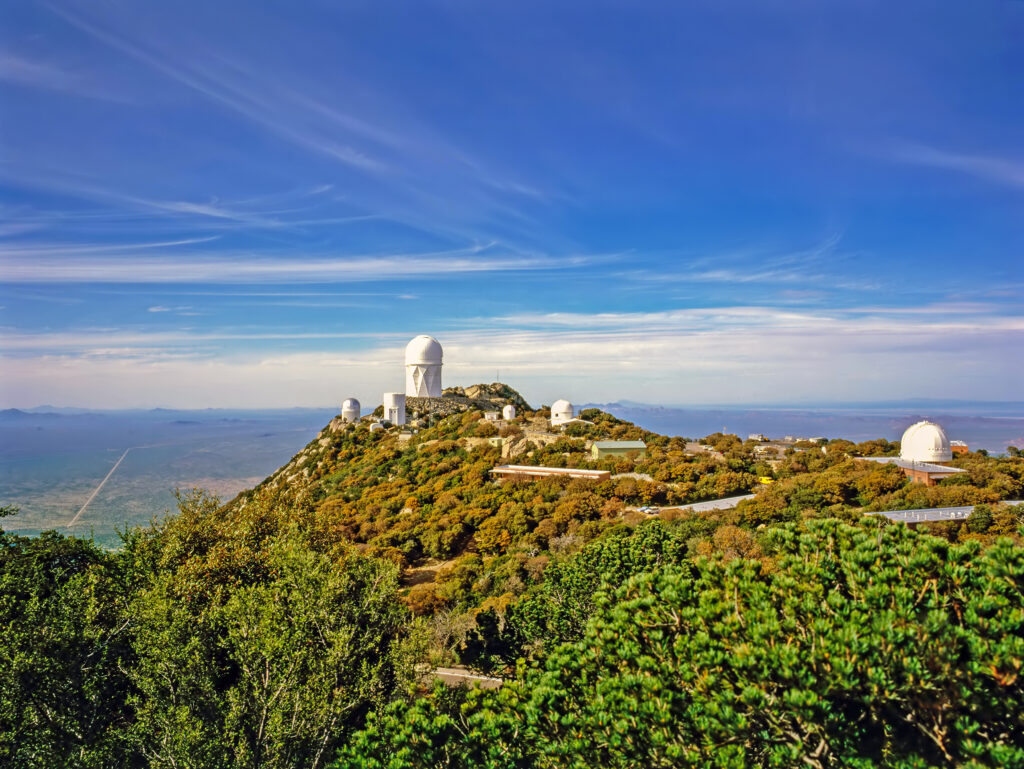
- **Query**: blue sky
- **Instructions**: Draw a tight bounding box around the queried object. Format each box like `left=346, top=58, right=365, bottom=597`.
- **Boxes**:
left=1, top=0, right=1022, bottom=408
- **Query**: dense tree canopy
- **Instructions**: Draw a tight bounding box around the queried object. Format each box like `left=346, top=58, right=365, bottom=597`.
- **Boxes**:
left=0, top=529, right=138, bottom=768
left=337, top=520, right=1024, bottom=769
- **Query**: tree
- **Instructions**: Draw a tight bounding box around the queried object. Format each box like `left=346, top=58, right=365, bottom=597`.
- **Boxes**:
left=517, top=521, right=1024, bottom=767
left=340, top=519, right=1024, bottom=768
left=457, top=521, right=692, bottom=672
left=129, top=535, right=416, bottom=769
left=966, top=503, right=994, bottom=534
left=0, top=530, right=139, bottom=768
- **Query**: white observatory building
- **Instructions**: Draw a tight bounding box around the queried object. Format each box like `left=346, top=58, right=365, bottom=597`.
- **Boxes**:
left=899, top=421, right=953, bottom=464
left=382, top=392, right=406, bottom=426
left=502, top=404, right=516, bottom=420
left=405, top=335, right=443, bottom=398
left=860, top=419, right=963, bottom=486
left=550, top=399, right=575, bottom=426
left=341, top=398, right=361, bottom=423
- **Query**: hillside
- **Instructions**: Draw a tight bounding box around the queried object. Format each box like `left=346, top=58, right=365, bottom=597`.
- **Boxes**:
left=231, top=383, right=1024, bottom=620
left=3, top=384, right=1023, bottom=769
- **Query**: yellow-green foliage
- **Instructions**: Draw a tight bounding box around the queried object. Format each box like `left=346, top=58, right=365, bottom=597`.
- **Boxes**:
left=337, top=519, right=1024, bottom=769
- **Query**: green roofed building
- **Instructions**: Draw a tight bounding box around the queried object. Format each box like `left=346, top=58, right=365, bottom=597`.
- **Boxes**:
left=591, top=440, right=647, bottom=460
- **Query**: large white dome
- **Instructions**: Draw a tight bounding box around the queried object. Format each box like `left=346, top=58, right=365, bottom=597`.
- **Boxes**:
left=342, top=398, right=360, bottom=410
left=405, top=335, right=443, bottom=365
left=900, top=421, right=952, bottom=463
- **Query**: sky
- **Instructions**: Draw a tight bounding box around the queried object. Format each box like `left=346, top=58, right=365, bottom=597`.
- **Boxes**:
left=1, top=0, right=1022, bottom=409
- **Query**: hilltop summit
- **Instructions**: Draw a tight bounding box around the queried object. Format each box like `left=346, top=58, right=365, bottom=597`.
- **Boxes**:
left=441, top=382, right=531, bottom=410
left=372, top=382, right=532, bottom=423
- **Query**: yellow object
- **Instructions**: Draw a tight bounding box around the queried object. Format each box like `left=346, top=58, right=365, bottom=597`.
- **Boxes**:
left=758, top=477, right=775, bottom=485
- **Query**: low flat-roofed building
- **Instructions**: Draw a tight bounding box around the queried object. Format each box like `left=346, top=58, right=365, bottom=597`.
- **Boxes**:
left=860, top=456, right=966, bottom=487
left=490, top=465, right=611, bottom=482
left=591, top=440, right=647, bottom=460
left=951, top=440, right=969, bottom=455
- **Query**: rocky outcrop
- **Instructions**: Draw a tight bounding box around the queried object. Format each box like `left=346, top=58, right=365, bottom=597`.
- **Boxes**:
left=441, top=383, right=531, bottom=410
left=394, top=382, right=532, bottom=422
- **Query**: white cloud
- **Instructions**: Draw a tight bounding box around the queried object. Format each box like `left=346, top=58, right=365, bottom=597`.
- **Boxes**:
left=0, top=243, right=585, bottom=283
left=2, top=303, right=1021, bottom=407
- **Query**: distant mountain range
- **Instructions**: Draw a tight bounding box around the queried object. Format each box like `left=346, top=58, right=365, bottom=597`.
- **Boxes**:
left=9, top=399, right=1023, bottom=417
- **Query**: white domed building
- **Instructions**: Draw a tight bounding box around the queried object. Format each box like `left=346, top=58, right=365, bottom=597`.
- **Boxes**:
left=405, top=335, right=443, bottom=398
left=341, top=398, right=361, bottom=423
left=550, top=399, right=575, bottom=426
left=861, top=419, right=965, bottom=487
left=900, top=421, right=953, bottom=464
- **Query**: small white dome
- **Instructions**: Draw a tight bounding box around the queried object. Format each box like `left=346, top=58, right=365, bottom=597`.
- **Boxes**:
left=341, top=398, right=361, bottom=423
left=900, top=421, right=952, bottom=463
left=502, top=404, right=516, bottom=420
left=551, top=399, right=574, bottom=424
left=405, top=335, right=443, bottom=366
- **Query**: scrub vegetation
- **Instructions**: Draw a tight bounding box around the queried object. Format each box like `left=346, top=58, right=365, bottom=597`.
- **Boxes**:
left=2, top=394, right=1022, bottom=768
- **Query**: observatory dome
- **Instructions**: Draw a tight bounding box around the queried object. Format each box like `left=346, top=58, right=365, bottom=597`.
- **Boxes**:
left=341, top=398, right=361, bottom=423
left=899, top=421, right=952, bottom=463
left=405, top=335, right=443, bottom=365
left=551, top=399, right=575, bottom=425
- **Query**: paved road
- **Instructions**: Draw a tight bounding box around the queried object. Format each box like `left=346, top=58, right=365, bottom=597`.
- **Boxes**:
left=675, top=493, right=756, bottom=512
left=68, top=447, right=133, bottom=526
left=643, top=497, right=1021, bottom=522
left=635, top=494, right=756, bottom=516
left=872, top=501, right=1023, bottom=525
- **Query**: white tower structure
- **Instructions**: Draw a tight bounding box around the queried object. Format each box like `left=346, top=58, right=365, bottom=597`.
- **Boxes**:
left=502, top=404, right=516, bottom=420
left=341, top=398, right=361, bottom=423
left=382, top=392, right=406, bottom=426
left=900, top=421, right=952, bottom=464
left=405, top=335, right=443, bottom=398
left=551, top=399, right=575, bottom=426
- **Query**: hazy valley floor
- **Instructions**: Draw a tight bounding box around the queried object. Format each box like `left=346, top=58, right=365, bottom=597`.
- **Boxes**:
left=0, top=409, right=336, bottom=547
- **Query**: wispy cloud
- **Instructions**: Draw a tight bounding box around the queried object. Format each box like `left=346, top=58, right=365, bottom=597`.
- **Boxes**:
left=4, top=236, right=220, bottom=256
left=0, top=175, right=390, bottom=239
left=0, top=168, right=298, bottom=228
left=616, top=234, right=876, bottom=291
left=0, top=51, right=123, bottom=101
left=0, top=243, right=588, bottom=283
left=37, top=1, right=563, bottom=248
left=476, top=304, right=1024, bottom=335
left=890, top=142, right=1024, bottom=189
left=43, top=5, right=390, bottom=174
